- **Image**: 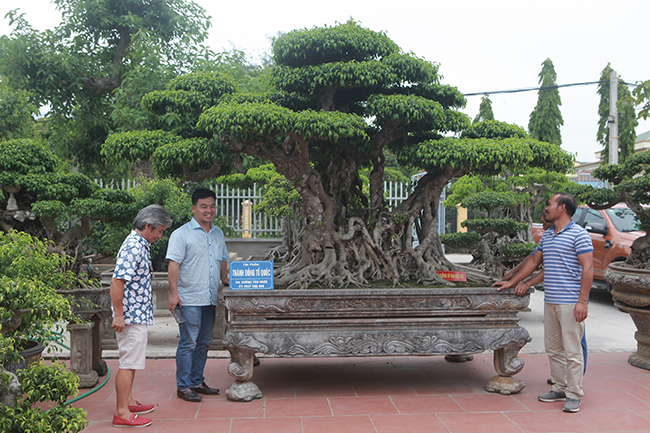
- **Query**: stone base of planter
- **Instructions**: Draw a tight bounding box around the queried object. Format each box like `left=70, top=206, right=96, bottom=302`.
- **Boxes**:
left=3, top=340, right=44, bottom=374
left=606, top=263, right=650, bottom=371
left=223, top=287, right=532, bottom=402
left=614, top=302, right=650, bottom=370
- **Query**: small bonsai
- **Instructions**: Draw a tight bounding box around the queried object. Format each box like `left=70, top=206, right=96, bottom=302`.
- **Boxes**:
left=441, top=190, right=532, bottom=278
left=0, top=138, right=135, bottom=274
left=0, top=361, right=87, bottom=433
left=580, top=150, right=650, bottom=268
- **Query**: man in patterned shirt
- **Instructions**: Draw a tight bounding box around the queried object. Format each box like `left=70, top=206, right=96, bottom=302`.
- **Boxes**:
left=494, top=193, right=593, bottom=413
left=166, top=188, right=230, bottom=402
left=110, top=205, right=172, bottom=428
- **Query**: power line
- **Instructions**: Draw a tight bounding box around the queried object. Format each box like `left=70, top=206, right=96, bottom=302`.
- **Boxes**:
left=463, top=80, right=638, bottom=97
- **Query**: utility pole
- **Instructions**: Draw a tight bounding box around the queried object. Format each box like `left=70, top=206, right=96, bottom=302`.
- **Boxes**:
left=609, top=70, right=619, bottom=164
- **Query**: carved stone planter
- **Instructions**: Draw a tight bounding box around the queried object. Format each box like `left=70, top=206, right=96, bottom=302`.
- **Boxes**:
left=223, top=287, right=532, bottom=401
left=605, top=262, right=650, bottom=370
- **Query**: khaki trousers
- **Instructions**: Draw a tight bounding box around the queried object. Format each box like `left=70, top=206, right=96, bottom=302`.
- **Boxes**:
left=544, top=302, right=585, bottom=400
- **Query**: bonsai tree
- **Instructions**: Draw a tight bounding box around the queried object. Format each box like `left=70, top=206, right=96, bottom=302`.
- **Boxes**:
left=580, top=150, right=650, bottom=267
left=196, top=22, right=573, bottom=288
left=0, top=138, right=135, bottom=273
left=111, top=22, right=573, bottom=288
left=441, top=190, right=530, bottom=278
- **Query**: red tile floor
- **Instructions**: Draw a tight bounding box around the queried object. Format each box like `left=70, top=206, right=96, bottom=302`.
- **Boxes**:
left=71, top=352, right=650, bottom=432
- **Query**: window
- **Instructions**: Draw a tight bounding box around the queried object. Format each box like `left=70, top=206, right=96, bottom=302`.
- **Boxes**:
left=584, top=209, right=606, bottom=231
left=606, top=208, right=642, bottom=232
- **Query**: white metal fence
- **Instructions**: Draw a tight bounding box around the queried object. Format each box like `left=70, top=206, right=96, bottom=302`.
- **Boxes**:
left=210, top=183, right=281, bottom=238
left=95, top=180, right=429, bottom=238
left=95, top=179, right=138, bottom=191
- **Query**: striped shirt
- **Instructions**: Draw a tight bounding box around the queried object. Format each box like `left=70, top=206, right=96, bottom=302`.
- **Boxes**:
left=165, top=218, right=230, bottom=306
left=539, top=221, right=593, bottom=304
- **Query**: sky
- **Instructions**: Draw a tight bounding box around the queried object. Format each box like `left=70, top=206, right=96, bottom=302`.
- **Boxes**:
left=2, top=0, right=649, bottom=163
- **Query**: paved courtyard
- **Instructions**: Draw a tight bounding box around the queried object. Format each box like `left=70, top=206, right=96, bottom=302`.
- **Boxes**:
left=52, top=285, right=650, bottom=432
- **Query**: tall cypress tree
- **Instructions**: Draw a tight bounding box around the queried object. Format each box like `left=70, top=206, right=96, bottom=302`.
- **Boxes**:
left=473, top=93, right=495, bottom=124
left=597, top=63, right=638, bottom=163
left=528, top=58, right=563, bottom=145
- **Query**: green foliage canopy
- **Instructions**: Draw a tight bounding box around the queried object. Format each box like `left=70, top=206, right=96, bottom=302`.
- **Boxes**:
left=104, top=71, right=239, bottom=182
left=0, top=361, right=87, bottom=432
left=399, top=136, right=572, bottom=177
left=461, top=218, right=528, bottom=236
left=0, top=0, right=212, bottom=174
left=0, top=82, right=35, bottom=141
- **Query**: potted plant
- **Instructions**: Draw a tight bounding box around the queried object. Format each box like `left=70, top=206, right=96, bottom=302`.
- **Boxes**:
left=0, top=231, right=87, bottom=431
left=0, top=358, right=88, bottom=432
left=0, top=231, right=77, bottom=359
left=580, top=150, right=650, bottom=369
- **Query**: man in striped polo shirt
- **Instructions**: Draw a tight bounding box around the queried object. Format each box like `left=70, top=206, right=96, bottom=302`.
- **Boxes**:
left=494, top=193, right=593, bottom=412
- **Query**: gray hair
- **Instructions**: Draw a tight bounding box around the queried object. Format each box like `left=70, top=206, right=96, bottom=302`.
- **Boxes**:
left=132, top=204, right=173, bottom=230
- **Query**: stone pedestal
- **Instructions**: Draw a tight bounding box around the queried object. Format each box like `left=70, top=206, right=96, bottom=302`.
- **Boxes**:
left=68, top=323, right=99, bottom=388
left=57, top=287, right=112, bottom=374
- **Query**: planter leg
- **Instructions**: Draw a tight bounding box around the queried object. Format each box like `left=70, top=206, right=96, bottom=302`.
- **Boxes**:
left=486, top=341, right=526, bottom=395
left=225, top=346, right=263, bottom=402
left=68, top=323, right=99, bottom=388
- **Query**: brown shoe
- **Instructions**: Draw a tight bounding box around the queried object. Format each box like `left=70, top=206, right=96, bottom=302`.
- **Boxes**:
left=177, top=388, right=202, bottom=402
left=191, top=381, right=220, bottom=395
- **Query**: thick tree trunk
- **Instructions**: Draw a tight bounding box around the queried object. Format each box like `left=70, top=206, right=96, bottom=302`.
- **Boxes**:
left=271, top=167, right=495, bottom=289
left=81, top=27, right=131, bottom=96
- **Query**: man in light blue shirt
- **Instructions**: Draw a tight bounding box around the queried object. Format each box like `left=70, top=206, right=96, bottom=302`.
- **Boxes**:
left=166, top=188, right=230, bottom=402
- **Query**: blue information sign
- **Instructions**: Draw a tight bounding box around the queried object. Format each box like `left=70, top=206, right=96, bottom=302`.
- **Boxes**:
left=229, top=260, right=274, bottom=290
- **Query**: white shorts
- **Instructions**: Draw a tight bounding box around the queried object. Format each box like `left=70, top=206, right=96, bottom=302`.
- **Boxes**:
left=115, top=324, right=148, bottom=370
